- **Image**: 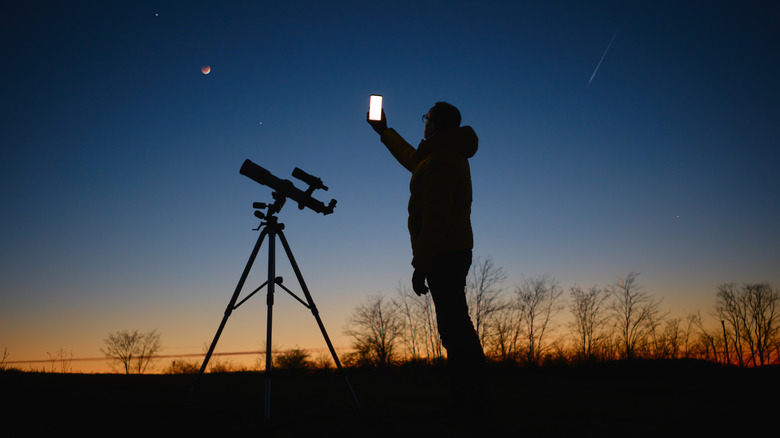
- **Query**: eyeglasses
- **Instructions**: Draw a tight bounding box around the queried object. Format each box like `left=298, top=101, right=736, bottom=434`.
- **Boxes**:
left=422, top=113, right=429, bottom=123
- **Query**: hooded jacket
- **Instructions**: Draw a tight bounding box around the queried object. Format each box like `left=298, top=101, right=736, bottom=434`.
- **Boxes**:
left=380, top=126, right=478, bottom=271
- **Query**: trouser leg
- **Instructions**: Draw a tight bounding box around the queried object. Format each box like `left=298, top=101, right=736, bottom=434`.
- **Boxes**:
left=427, top=250, right=489, bottom=410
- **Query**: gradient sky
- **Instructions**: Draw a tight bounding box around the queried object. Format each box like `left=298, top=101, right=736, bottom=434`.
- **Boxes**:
left=2, top=1, right=778, bottom=372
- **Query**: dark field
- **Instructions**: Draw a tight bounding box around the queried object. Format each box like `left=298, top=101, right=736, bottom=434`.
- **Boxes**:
left=3, top=360, right=775, bottom=437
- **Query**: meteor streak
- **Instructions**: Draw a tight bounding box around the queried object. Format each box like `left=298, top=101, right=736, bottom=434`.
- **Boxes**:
left=588, top=25, right=621, bottom=88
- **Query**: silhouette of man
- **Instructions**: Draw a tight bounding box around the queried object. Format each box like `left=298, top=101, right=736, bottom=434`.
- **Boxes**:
left=367, top=101, right=489, bottom=415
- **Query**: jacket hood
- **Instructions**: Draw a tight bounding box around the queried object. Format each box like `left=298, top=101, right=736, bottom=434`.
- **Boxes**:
left=417, top=126, right=478, bottom=160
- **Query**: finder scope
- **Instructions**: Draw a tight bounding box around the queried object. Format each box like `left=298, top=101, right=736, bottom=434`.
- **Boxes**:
left=239, top=159, right=336, bottom=215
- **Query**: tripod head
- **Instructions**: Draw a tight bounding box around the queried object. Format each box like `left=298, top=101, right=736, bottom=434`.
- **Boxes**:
left=240, top=159, right=337, bottom=215
left=252, top=192, right=286, bottom=223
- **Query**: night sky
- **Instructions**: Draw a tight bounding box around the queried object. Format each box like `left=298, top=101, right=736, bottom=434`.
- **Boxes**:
left=2, top=1, right=778, bottom=372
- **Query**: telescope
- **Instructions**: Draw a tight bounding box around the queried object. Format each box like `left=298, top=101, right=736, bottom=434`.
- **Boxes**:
left=239, top=159, right=336, bottom=215
left=193, top=159, right=357, bottom=419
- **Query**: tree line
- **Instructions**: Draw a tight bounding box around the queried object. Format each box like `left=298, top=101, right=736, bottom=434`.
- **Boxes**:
left=5, top=257, right=775, bottom=374
left=342, top=257, right=780, bottom=368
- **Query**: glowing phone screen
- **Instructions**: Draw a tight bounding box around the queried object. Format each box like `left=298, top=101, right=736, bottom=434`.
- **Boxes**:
left=368, top=95, right=383, bottom=121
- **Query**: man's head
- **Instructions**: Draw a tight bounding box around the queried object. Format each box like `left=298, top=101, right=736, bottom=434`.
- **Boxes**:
left=424, top=101, right=461, bottom=139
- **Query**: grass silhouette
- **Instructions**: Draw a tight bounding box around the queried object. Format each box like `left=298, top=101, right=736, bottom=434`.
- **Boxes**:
left=3, top=359, right=775, bottom=437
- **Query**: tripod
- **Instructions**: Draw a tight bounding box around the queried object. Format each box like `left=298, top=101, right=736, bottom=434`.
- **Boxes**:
left=191, top=196, right=359, bottom=421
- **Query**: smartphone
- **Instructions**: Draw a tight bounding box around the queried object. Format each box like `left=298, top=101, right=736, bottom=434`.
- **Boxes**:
left=368, top=94, right=383, bottom=121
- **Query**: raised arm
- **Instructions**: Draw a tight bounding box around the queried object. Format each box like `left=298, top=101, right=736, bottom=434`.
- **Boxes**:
left=367, top=109, right=419, bottom=173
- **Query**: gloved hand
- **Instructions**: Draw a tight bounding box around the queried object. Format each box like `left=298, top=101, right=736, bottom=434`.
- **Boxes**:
left=366, top=109, right=387, bottom=135
left=412, top=268, right=429, bottom=296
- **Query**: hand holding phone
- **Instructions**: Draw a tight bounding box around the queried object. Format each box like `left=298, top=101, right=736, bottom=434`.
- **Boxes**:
left=367, top=94, right=387, bottom=134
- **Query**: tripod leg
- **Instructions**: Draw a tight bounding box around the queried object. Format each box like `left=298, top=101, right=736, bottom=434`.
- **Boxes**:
left=277, top=230, right=360, bottom=410
left=191, top=228, right=268, bottom=395
left=264, top=228, right=276, bottom=422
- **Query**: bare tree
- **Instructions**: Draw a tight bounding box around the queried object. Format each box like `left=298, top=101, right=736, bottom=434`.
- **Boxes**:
left=394, top=283, right=442, bottom=362
left=46, top=348, right=73, bottom=373
left=344, top=294, right=405, bottom=367
left=665, top=313, right=702, bottom=359
left=396, top=283, right=423, bottom=361
left=716, top=282, right=780, bottom=366
left=418, top=293, right=443, bottom=360
left=486, top=301, right=521, bottom=361
left=607, top=273, right=663, bottom=360
left=515, top=274, right=564, bottom=364
left=680, top=313, right=700, bottom=358
left=648, top=317, right=685, bottom=359
left=466, top=256, right=507, bottom=349
left=101, top=329, right=162, bottom=374
left=690, top=311, right=726, bottom=363
left=568, top=285, right=609, bottom=361
left=0, top=347, right=9, bottom=371
left=717, top=284, right=749, bottom=366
